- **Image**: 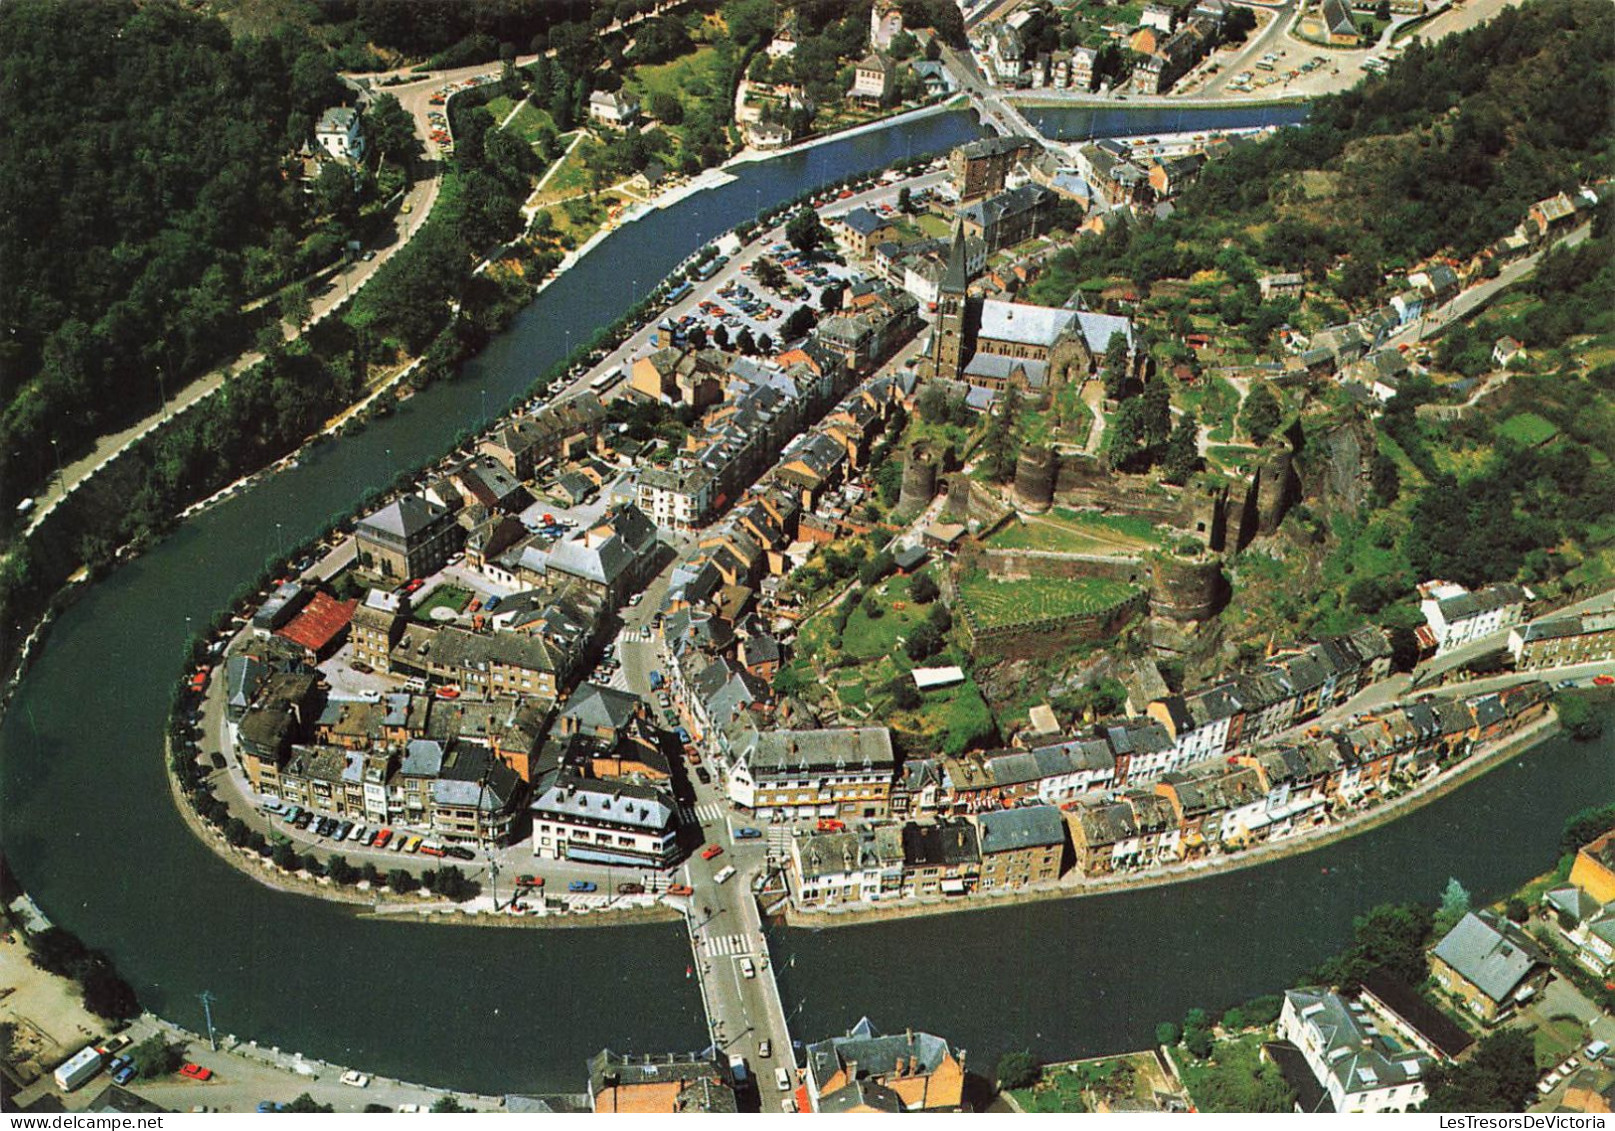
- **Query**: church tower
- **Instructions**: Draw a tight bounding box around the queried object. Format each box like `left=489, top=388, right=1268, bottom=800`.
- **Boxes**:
left=926, top=220, right=972, bottom=380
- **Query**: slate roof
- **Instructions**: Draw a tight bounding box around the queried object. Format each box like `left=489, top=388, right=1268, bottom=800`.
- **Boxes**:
left=976, top=805, right=1067, bottom=854
left=562, top=683, right=642, bottom=732
left=1284, top=987, right=1433, bottom=1096
left=737, top=726, right=896, bottom=775
left=529, top=771, right=674, bottom=832
left=359, top=495, right=448, bottom=540
left=804, top=1018, right=959, bottom=1100
left=1432, top=911, right=1547, bottom=1004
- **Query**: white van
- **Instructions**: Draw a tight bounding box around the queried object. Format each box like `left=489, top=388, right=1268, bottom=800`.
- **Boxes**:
left=1587, top=1040, right=1610, bottom=1061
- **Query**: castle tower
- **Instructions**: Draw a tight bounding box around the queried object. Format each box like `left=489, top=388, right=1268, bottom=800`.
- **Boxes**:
left=925, top=220, right=971, bottom=381
left=871, top=4, right=904, bottom=50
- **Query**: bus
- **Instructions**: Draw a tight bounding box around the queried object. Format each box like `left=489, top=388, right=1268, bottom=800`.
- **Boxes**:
left=590, top=370, right=619, bottom=395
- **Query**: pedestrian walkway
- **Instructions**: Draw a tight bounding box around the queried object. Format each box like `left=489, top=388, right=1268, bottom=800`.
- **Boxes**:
left=696, top=802, right=727, bottom=824
left=704, top=933, right=754, bottom=958
left=767, top=827, right=793, bottom=861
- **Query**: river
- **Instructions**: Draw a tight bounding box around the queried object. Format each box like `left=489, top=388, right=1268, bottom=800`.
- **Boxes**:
left=5, top=102, right=1603, bottom=1099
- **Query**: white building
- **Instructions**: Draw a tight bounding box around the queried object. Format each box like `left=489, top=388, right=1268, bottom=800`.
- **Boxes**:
left=588, top=89, right=640, bottom=129
left=1278, top=989, right=1433, bottom=1113
left=529, top=772, right=679, bottom=868
left=1418, top=580, right=1529, bottom=655
left=870, top=4, right=904, bottom=50
left=724, top=726, right=895, bottom=819
left=316, top=106, right=365, bottom=162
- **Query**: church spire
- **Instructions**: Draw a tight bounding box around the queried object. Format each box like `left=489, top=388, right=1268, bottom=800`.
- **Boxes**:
left=940, top=218, right=969, bottom=294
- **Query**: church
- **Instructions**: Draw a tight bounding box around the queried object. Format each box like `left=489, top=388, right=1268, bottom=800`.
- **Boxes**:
left=920, top=222, right=1134, bottom=395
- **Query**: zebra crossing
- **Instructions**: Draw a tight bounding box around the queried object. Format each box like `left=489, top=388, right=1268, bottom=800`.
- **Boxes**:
left=703, top=933, right=753, bottom=958
left=767, top=827, right=794, bottom=860
left=678, top=802, right=728, bottom=827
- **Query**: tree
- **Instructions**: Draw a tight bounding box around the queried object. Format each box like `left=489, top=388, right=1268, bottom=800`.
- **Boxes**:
left=648, top=91, right=684, bottom=125
left=1554, top=693, right=1604, bottom=741
left=1102, top=331, right=1130, bottom=399
left=786, top=206, right=826, bottom=255
left=1369, top=449, right=1400, bottom=505
left=1183, top=1026, right=1214, bottom=1059
left=1560, top=804, right=1615, bottom=857
left=996, top=1050, right=1040, bottom=1091
left=81, top=961, right=140, bottom=1021
left=861, top=590, right=884, bottom=619
left=736, top=327, right=757, bottom=354
left=1503, top=897, right=1529, bottom=924
left=1375, top=0, right=1391, bottom=17
left=279, top=282, right=312, bottom=329
left=897, top=186, right=911, bottom=213
left=910, top=573, right=940, bottom=603
left=272, top=841, right=300, bottom=870
left=819, top=281, right=845, bottom=313
left=783, top=305, right=817, bottom=339
left=1141, top=378, right=1171, bottom=448
left=1102, top=397, right=1150, bottom=471
left=388, top=868, right=420, bottom=894
left=1312, top=902, right=1434, bottom=989
left=364, top=93, right=423, bottom=167
left=1239, top=382, right=1282, bottom=444
left=327, top=855, right=358, bottom=885
left=1421, top=1031, right=1537, bottom=1112
left=131, top=1034, right=183, bottom=1079
left=1156, top=1021, right=1182, bottom=1046
left=889, top=678, right=922, bottom=710
left=755, top=259, right=787, bottom=291
left=980, top=384, right=1022, bottom=482
left=431, top=1096, right=467, bottom=1113
left=286, top=1093, right=334, bottom=1113
left=712, top=324, right=730, bottom=349
left=1221, top=1007, right=1247, bottom=1032
left=905, top=621, right=942, bottom=661
left=1433, top=877, right=1471, bottom=938
left=928, top=602, right=952, bottom=634
left=1162, top=411, right=1200, bottom=485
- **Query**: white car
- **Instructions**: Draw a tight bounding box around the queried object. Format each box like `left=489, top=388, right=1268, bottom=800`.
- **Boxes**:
left=776, top=1067, right=792, bottom=1092
left=740, top=957, right=756, bottom=979
left=340, top=1071, right=370, bottom=1088
left=713, top=865, right=736, bottom=885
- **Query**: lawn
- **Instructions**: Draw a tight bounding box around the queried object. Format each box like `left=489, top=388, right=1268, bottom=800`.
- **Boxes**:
left=841, top=572, right=934, bottom=661
left=1497, top=411, right=1560, bottom=447
left=987, top=509, right=1162, bottom=555
left=915, top=212, right=953, bottom=239
left=412, top=583, right=473, bottom=621
left=530, top=137, right=602, bottom=206
left=625, top=45, right=724, bottom=122
left=503, top=101, right=557, bottom=145
left=483, top=94, right=516, bottom=125
left=956, top=572, right=1139, bottom=628
left=1532, top=1014, right=1586, bottom=1069
left=1170, top=1034, right=1294, bottom=1113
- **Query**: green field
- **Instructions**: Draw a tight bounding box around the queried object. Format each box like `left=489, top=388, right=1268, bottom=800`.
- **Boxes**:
left=625, top=46, right=724, bottom=120
left=503, top=101, right=557, bottom=145
left=840, top=572, right=932, bottom=661
left=530, top=137, right=602, bottom=205
left=956, top=572, right=1138, bottom=628
left=988, top=509, right=1162, bottom=555
left=1010, top=1053, right=1163, bottom=1114
left=1498, top=411, right=1560, bottom=446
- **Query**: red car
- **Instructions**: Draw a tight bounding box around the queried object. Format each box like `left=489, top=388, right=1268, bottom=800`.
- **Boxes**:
left=179, top=1063, right=213, bottom=1081
left=817, top=819, right=846, bottom=832
left=701, top=844, right=724, bottom=861
left=668, top=884, right=694, bottom=897
left=1595, top=674, right=1614, bottom=687
left=402, top=578, right=425, bottom=594
left=516, top=874, right=543, bottom=888
left=435, top=685, right=462, bottom=700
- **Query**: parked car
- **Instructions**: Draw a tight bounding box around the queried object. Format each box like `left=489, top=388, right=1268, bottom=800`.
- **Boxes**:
left=568, top=881, right=597, bottom=893
left=713, top=865, right=736, bottom=885
left=817, top=818, right=846, bottom=832
left=179, top=1063, right=213, bottom=1081
left=340, top=1071, right=370, bottom=1088
left=734, top=827, right=762, bottom=840
left=617, top=883, right=645, bottom=895
left=759, top=1039, right=771, bottom=1059
left=113, top=1064, right=137, bottom=1086
left=701, top=844, right=724, bottom=860
left=257, top=1101, right=287, bottom=1113
left=696, top=767, right=712, bottom=785
left=444, top=846, right=476, bottom=861
left=740, top=957, right=756, bottom=979
left=667, top=884, right=694, bottom=897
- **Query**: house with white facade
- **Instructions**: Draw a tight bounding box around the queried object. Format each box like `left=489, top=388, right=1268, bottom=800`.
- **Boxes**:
left=1277, top=989, right=1433, bottom=1113
left=316, top=106, right=365, bottom=162
left=1418, top=580, right=1529, bottom=655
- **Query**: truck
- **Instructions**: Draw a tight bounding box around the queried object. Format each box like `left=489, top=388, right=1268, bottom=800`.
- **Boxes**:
left=54, top=1045, right=106, bottom=1092
left=728, top=1054, right=749, bottom=1084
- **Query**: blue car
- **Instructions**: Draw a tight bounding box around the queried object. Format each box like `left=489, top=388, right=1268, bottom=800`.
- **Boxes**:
left=675, top=726, right=691, bottom=744
left=114, top=1064, right=137, bottom=1085
left=257, top=1101, right=287, bottom=1113
left=568, top=881, right=597, bottom=893
left=734, top=827, right=762, bottom=840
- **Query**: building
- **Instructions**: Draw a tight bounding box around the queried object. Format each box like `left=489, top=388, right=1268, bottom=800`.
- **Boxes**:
left=948, top=136, right=1037, bottom=203
left=315, top=106, right=364, bottom=162
left=802, top=1018, right=968, bottom=1112
left=1508, top=610, right=1615, bottom=670
left=922, top=222, right=973, bottom=380
left=273, top=591, right=357, bottom=662
left=1277, top=989, right=1433, bottom=1113
left=356, top=494, right=461, bottom=580
left=1356, top=972, right=1475, bottom=1063
left=850, top=53, right=894, bottom=102
left=588, top=89, right=640, bottom=128
left=1418, top=581, right=1528, bottom=655
left=1430, top=910, right=1550, bottom=1023
left=835, top=207, right=900, bottom=258
left=545, top=504, right=660, bottom=608
left=792, top=827, right=904, bottom=908
left=1321, top=0, right=1361, bottom=44
left=957, top=184, right=1055, bottom=254
left=724, top=726, right=896, bottom=819
left=1259, top=273, right=1305, bottom=301
left=529, top=771, right=679, bottom=868
left=1570, top=828, right=1615, bottom=904
left=974, top=805, right=1067, bottom=888
left=587, top=1051, right=737, bottom=1113
left=871, top=4, right=904, bottom=50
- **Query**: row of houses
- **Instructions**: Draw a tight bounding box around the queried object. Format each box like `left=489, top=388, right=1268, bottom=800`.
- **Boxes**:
left=1544, top=827, right=1615, bottom=979
left=785, top=679, right=1550, bottom=909
left=1509, top=608, right=1615, bottom=671
left=586, top=1016, right=966, bottom=1113
left=634, top=296, right=914, bottom=531
left=1068, top=681, right=1550, bottom=875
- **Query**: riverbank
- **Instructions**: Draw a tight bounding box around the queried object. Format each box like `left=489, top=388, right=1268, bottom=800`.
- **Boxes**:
left=783, top=709, right=1565, bottom=929
left=725, top=95, right=970, bottom=167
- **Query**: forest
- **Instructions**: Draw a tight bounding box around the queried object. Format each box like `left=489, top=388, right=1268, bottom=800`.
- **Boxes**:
left=0, top=0, right=354, bottom=513
left=1054, top=0, right=1612, bottom=294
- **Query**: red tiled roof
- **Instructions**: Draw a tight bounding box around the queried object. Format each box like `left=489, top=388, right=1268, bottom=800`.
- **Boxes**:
left=277, top=592, right=358, bottom=654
